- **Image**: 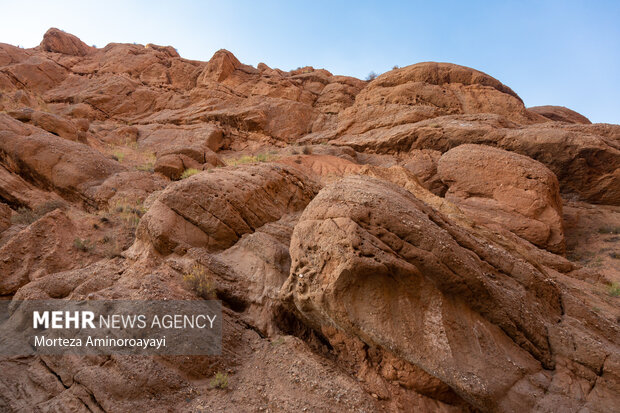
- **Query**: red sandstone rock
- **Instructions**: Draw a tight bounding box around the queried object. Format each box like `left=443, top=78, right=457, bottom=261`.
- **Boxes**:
left=0, top=28, right=618, bottom=413
left=40, top=28, right=92, bottom=56
left=437, top=144, right=565, bottom=253
left=529, top=105, right=591, bottom=124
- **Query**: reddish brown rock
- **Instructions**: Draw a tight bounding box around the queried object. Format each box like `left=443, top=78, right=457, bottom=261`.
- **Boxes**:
left=134, top=163, right=319, bottom=255
left=0, top=209, right=78, bottom=295
left=0, top=164, right=62, bottom=209
left=529, top=105, right=591, bottom=124
left=401, top=149, right=445, bottom=195
left=7, top=108, right=80, bottom=141
left=277, top=154, right=361, bottom=184
left=40, top=28, right=92, bottom=56
left=331, top=114, right=620, bottom=205
left=0, top=114, right=123, bottom=204
left=282, top=175, right=619, bottom=412
left=153, top=153, right=203, bottom=180
left=335, top=62, right=544, bottom=139
left=438, top=144, right=565, bottom=253
left=0, top=202, right=11, bottom=233
left=0, top=28, right=619, bottom=413
left=90, top=171, right=168, bottom=208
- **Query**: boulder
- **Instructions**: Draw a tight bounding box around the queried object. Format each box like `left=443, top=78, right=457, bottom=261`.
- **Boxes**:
left=401, top=149, right=445, bottom=195
left=335, top=62, right=544, bottom=138
left=7, top=108, right=80, bottom=141
left=529, top=105, right=591, bottom=124
left=153, top=153, right=202, bottom=180
left=40, top=27, right=92, bottom=56
left=282, top=175, right=619, bottom=411
left=0, top=209, right=78, bottom=295
left=0, top=114, right=124, bottom=204
left=437, top=144, right=565, bottom=253
left=135, top=163, right=319, bottom=255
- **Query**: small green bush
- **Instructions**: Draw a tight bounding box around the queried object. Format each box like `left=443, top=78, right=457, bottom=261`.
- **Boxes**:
left=608, top=282, right=620, bottom=297
left=11, top=207, right=37, bottom=225
left=73, top=237, right=93, bottom=252
left=109, top=199, right=146, bottom=228
left=10, top=200, right=65, bottom=225
left=136, top=162, right=154, bottom=172
left=365, top=71, right=378, bottom=81
left=225, top=153, right=276, bottom=166
left=180, top=168, right=200, bottom=179
left=183, top=264, right=214, bottom=299
left=113, top=151, right=125, bottom=162
left=210, top=372, right=229, bottom=389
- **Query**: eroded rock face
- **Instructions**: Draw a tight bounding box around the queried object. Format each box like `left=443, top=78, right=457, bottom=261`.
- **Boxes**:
left=1, top=28, right=619, bottom=413
left=282, top=175, right=619, bottom=412
left=437, top=144, right=565, bottom=253
left=0, top=114, right=123, bottom=205
left=40, top=28, right=92, bottom=56
left=0, top=209, right=80, bottom=295
left=529, top=105, right=591, bottom=124
left=7, top=108, right=82, bottom=141
left=330, top=114, right=620, bottom=205
left=401, top=149, right=445, bottom=195
left=335, top=62, right=543, bottom=139
left=135, top=163, right=319, bottom=255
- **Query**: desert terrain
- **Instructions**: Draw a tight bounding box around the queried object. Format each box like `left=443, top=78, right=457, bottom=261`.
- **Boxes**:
left=0, top=28, right=618, bottom=412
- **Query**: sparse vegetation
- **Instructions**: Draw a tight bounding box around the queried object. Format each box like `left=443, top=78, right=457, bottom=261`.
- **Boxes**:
left=225, top=153, right=277, bottom=166
left=183, top=263, right=215, bottom=299
left=73, top=237, right=93, bottom=252
left=587, top=256, right=604, bottom=268
left=210, top=372, right=229, bottom=389
left=270, top=336, right=285, bottom=346
left=366, top=71, right=378, bottom=81
left=110, top=199, right=146, bottom=228
left=136, top=162, right=154, bottom=172
left=113, top=151, right=125, bottom=162
left=180, top=168, right=200, bottom=179
left=598, top=225, right=620, bottom=235
left=11, top=208, right=37, bottom=225
left=10, top=200, right=65, bottom=225
left=101, top=235, right=124, bottom=258
left=608, top=282, right=620, bottom=297
left=302, top=145, right=312, bottom=155
left=135, top=152, right=156, bottom=172
left=392, top=65, right=399, bottom=70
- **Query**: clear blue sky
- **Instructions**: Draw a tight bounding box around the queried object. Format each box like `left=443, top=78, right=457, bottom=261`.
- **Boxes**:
left=1, top=0, right=618, bottom=124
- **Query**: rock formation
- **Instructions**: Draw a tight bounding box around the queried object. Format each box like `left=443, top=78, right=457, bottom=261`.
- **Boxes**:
left=0, top=29, right=618, bottom=412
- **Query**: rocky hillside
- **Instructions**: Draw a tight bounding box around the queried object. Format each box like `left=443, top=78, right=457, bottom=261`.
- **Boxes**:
left=0, top=28, right=619, bottom=412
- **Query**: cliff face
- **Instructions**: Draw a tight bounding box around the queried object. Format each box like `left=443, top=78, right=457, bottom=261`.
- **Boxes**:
left=0, top=28, right=619, bottom=412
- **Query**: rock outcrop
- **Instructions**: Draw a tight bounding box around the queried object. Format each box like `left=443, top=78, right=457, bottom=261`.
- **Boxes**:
left=329, top=114, right=620, bottom=205
left=40, top=28, right=92, bottom=56
left=437, top=144, right=565, bottom=253
left=0, top=114, right=123, bottom=205
left=0, top=28, right=618, bottom=413
left=529, top=105, right=592, bottom=124
left=283, top=175, right=619, bottom=412
left=135, top=164, right=319, bottom=255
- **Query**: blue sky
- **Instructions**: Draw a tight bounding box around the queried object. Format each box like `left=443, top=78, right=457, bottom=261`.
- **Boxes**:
left=1, top=0, right=618, bottom=124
